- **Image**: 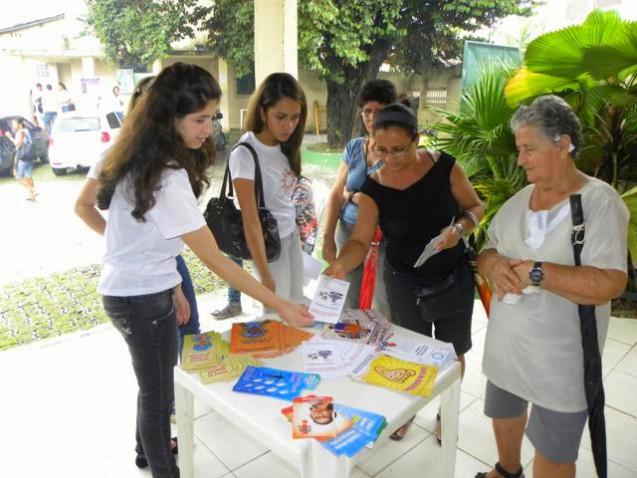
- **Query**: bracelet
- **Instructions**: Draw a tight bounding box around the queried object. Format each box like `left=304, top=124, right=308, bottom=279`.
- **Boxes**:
left=452, top=222, right=464, bottom=237
left=463, top=210, right=479, bottom=227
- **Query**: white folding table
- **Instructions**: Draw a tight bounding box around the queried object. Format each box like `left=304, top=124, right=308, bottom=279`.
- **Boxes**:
left=174, top=324, right=461, bottom=478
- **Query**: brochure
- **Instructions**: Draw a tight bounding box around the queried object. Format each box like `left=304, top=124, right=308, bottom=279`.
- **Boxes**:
left=357, top=354, right=438, bottom=397
left=181, top=331, right=222, bottom=371
left=232, top=366, right=321, bottom=401
left=229, top=320, right=283, bottom=355
left=308, top=275, right=350, bottom=324
left=321, top=309, right=393, bottom=348
left=291, top=396, right=352, bottom=439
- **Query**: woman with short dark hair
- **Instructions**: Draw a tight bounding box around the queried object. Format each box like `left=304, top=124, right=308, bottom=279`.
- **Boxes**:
left=475, top=95, right=628, bottom=478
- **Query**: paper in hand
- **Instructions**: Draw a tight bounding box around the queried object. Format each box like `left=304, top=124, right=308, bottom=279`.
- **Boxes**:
left=413, top=217, right=455, bottom=268
left=309, top=275, right=350, bottom=324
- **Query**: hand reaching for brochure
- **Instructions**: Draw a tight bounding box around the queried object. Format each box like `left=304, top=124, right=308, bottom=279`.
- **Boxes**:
left=323, top=262, right=347, bottom=280
left=277, top=301, right=315, bottom=328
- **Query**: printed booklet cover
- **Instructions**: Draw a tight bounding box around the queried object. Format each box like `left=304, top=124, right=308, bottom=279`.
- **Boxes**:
left=358, top=354, right=438, bottom=397
left=229, top=320, right=283, bottom=355
left=232, top=366, right=321, bottom=401
left=290, top=396, right=351, bottom=439
left=181, top=331, right=222, bottom=371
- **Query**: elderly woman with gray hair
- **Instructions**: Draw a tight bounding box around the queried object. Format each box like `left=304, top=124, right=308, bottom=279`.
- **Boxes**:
left=475, top=95, right=628, bottom=478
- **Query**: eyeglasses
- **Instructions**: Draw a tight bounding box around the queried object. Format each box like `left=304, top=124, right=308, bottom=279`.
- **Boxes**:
left=372, top=142, right=414, bottom=158
left=361, top=108, right=383, bottom=119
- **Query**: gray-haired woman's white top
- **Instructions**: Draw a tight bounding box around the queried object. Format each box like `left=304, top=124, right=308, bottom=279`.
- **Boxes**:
left=482, top=177, right=629, bottom=412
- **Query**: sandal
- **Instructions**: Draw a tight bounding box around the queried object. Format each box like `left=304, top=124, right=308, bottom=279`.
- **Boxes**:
left=135, top=437, right=179, bottom=469
left=389, top=415, right=416, bottom=441
left=475, top=462, right=524, bottom=478
left=435, top=412, right=441, bottom=446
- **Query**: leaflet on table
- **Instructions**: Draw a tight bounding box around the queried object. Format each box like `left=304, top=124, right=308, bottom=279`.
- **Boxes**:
left=232, top=366, right=321, bottom=401
left=291, top=396, right=352, bottom=439
left=355, top=354, right=438, bottom=397
left=308, top=275, right=350, bottom=324
left=181, top=331, right=223, bottom=371
left=281, top=399, right=387, bottom=456
left=321, top=309, right=393, bottom=348
left=383, top=334, right=457, bottom=371
left=299, top=336, right=377, bottom=378
left=199, top=339, right=261, bottom=385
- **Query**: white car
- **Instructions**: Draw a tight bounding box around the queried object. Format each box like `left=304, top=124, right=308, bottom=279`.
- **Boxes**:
left=48, top=111, right=124, bottom=176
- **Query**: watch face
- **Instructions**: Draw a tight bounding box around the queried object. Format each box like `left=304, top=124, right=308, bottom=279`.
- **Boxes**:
left=530, top=265, right=543, bottom=285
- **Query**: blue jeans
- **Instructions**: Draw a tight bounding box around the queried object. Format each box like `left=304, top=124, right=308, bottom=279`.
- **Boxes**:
left=175, top=255, right=200, bottom=357
left=42, top=111, right=57, bottom=134
left=103, top=289, right=179, bottom=478
left=228, top=256, right=243, bottom=304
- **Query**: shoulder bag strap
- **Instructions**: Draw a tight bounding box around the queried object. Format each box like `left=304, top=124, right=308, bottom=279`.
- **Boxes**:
left=570, top=193, right=586, bottom=265
left=227, top=142, right=267, bottom=208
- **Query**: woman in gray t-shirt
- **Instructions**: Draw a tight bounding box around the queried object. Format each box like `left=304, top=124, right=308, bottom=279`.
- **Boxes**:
left=476, top=95, right=628, bottom=478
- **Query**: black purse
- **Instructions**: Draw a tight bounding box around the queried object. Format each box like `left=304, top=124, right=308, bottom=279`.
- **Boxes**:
left=414, top=264, right=471, bottom=322
left=204, top=142, right=281, bottom=262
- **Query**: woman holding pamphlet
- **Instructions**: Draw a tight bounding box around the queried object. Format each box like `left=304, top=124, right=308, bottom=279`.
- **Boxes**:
left=74, top=62, right=312, bottom=478
left=229, top=73, right=308, bottom=303
left=474, top=95, right=628, bottom=478
left=324, top=103, right=483, bottom=442
left=322, top=79, right=396, bottom=316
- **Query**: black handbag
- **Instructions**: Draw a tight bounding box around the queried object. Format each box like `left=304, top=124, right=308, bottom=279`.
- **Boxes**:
left=204, top=142, right=281, bottom=262
left=414, top=260, right=473, bottom=322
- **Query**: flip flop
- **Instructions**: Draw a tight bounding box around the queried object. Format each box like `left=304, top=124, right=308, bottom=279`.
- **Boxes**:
left=475, top=462, right=524, bottom=478
left=389, top=415, right=416, bottom=441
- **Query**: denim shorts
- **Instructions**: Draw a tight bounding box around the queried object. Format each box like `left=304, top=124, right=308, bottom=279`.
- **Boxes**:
left=15, top=159, right=34, bottom=178
left=484, top=381, right=588, bottom=463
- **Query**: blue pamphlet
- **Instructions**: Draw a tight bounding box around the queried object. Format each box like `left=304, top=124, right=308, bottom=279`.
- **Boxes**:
left=321, top=404, right=387, bottom=457
left=232, top=366, right=321, bottom=401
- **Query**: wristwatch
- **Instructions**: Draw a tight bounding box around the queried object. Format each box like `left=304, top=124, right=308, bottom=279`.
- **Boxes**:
left=452, top=222, right=464, bottom=237
left=529, top=261, right=544, bottom=287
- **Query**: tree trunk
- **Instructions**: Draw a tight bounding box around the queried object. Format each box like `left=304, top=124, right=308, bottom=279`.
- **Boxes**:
left=324, top=38, right=392, bottom=149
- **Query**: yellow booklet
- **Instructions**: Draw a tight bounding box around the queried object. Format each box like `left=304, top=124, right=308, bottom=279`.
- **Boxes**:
left=199, top=338, right=261, bottom=384
left=181, top=331, right=222, bottom=371
left=362, top=355, right=438, bottom=397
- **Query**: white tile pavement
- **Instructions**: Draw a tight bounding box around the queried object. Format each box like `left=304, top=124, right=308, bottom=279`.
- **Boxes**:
left=1, top=294, right=636, bottom=478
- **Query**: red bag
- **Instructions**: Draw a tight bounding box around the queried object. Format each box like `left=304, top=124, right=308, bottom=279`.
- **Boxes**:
left=358, top=227, right=383, bottom=309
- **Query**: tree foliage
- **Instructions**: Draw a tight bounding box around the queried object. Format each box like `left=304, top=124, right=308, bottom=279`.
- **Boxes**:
left=196, top=0, right=533, bottom=147
left=84, top=0, right=200, bottom=68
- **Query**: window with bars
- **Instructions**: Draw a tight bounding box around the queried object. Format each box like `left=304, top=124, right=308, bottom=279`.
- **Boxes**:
left=236, top=71, right=255, bottom=96
left=425, top=88, right=447, bottom=107
left=34, top=63, right=50, bottom=80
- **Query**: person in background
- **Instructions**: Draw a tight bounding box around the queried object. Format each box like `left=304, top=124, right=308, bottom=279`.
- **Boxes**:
left=57, top=82, right=75, bottom=113
left=112, top=85, right=124, bottom=110
left=322, top=79, right=396, bottom=317
left=74, top=62, right=312, bottom=478
left=32, top=83, right=44, bottom=127
left=210, top=255, right=244, bottom=319
left=325, top=103, right=483, bottom=442
left=229, top=72, right=308, bottom=306
left=42, top=84, right=57, bottom=134
left=6, top=118, right=38, bottom=201
left=475, top=95, right=628, bottom=478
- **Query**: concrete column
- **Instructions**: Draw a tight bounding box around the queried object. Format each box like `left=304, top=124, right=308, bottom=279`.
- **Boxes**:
left=81, top=56, right=96, bottom=77
left=254, top=0, right=298, bottom=84
left=217, top=57, right=230, bottom=131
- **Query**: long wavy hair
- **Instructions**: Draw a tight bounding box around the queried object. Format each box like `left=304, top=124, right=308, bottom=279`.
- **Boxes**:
left=97, top=62, right=221, bottom=220
left=244, top=72, right=306, bottom=176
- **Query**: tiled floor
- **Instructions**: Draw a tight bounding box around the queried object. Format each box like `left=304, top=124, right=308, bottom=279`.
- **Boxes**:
left=1, top=292, right=636, bottom=478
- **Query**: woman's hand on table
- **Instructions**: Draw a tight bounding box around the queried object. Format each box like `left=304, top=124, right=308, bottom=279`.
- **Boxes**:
left=277, top=301, right=314, bottom=328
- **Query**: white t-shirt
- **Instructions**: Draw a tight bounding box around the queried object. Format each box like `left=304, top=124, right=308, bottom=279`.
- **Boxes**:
left=228, top=131, right=297, bottom=238
left=41, top=90, right=57, bottom=113
left=98, top=167, right=206, bottom=296
left=482, top=177, right=628, bottom=412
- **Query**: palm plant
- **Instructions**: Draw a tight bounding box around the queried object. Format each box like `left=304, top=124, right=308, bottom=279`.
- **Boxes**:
left=434, top=65, right=526, bottom=248
left=504, top=9, right=637, bottom=261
